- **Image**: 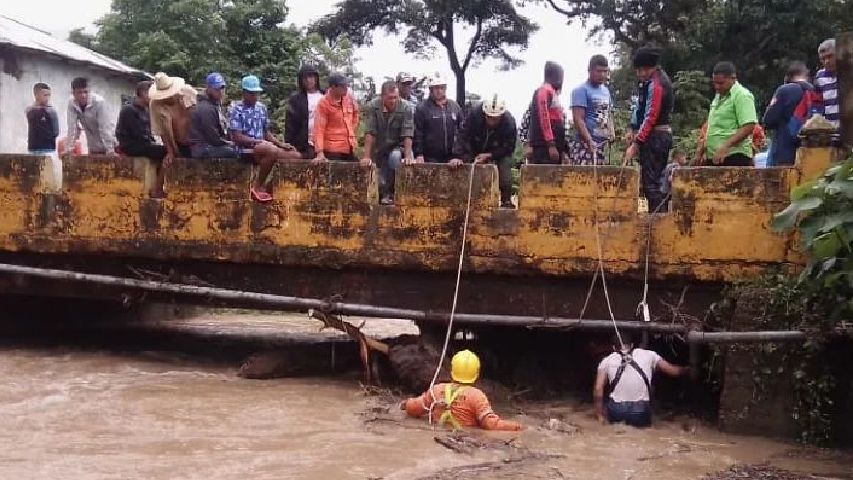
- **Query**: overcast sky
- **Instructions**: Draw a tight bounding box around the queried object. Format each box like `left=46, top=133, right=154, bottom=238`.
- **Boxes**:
left=1, top=1, right=610, bottom=117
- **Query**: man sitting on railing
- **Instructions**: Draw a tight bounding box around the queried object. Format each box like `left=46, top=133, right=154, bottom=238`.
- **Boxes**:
left=149, top=72, right=198, bottom=198
left=229, top=75, right=302, bottom=203
left=116, top=80, right=167, bottom=198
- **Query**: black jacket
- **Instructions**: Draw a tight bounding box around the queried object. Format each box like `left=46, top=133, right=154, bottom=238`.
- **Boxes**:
left=26, top=105, right=59, bottom=151
left=188, top=95, right=228, bottom=147
left=115, top=101, right=154, bottom=151
left=413, top=97, right=463, bottom=161
left=453, top=108, right=517, bottom=162
left=285, top=65, right=323, bottom=153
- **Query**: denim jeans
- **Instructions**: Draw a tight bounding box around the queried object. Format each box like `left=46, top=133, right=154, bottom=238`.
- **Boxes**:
left=606, top=399, right=652, bottom=427
left=191, top=144, right=239, bottom=159
left=378, top=149, right=403, bottom=199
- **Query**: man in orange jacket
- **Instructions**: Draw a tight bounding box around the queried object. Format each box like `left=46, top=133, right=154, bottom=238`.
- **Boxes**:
left=312, top=73, right=360, bottom=163
left=401, top=350, right=522, bottom=431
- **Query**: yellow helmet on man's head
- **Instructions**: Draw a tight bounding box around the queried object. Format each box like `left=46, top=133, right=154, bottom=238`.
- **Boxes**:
left=450, top=349, right=481, bottom=384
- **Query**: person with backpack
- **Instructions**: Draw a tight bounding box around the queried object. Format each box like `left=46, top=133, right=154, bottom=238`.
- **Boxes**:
left=763, top=61, right=815, bottom=166
left=593, top=331, right=689, bottom=427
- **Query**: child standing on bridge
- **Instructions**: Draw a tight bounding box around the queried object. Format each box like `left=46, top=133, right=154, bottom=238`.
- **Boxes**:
left=26, top=83, right=59, bottom=156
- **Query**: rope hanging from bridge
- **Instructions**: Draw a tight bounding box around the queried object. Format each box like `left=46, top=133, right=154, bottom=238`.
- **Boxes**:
left=425, top=163, right=476, bottom=427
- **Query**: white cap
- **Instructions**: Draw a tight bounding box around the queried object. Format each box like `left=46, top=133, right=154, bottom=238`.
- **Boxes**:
left=482, top=94, right=506, bottom=117
left=425, top=73, right=448, bottom=88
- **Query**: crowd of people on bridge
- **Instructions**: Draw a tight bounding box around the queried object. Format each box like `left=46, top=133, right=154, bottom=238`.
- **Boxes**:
left=26, top=38, right=842, bottom=210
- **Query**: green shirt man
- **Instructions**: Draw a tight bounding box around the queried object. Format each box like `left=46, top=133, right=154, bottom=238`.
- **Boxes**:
left=363, top=96, right=414, bottom=160
left=362, top=81, right=416, bottom=205
left=702, top=62, right=758, bottom=166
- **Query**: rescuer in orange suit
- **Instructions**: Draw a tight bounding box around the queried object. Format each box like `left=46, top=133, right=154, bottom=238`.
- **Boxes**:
left=401, top=350, right=522, bottom=431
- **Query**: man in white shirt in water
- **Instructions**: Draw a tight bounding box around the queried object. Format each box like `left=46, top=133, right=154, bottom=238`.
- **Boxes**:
left=594, top=331, right=689, bottom=427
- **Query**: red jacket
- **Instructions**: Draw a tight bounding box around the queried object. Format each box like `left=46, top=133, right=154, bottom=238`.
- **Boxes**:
left=528, top=83, right=566, bottom=151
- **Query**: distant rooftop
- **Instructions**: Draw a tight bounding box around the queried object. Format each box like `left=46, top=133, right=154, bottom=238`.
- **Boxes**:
left=0, top=14, right=148, bottom=79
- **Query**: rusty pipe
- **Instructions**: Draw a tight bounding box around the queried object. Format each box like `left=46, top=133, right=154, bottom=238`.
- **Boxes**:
left=0, top=262, right=816, bottom=344
left=686, top=330, right=806, bottom=344
left=0, top=262, right=685, bottom=333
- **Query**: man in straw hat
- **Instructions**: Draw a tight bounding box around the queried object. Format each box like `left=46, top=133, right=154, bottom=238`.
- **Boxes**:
left=229, top=74, right=301, bottom=203
left=149, top=72, right=198, bottom=198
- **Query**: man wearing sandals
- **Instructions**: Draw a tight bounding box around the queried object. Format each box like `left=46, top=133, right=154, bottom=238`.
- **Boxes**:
left=229, top=75, right=301, bottom=203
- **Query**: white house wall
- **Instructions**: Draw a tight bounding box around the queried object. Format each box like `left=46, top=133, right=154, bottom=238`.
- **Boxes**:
left=0, top=51, right=137, bottom=153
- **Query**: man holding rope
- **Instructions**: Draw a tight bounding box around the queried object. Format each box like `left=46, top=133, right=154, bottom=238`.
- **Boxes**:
left=594, top=331, right=689, bottom=427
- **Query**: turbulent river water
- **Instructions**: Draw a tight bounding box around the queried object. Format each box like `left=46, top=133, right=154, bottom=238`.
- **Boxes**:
left=0, top=312, right=850, bottom=480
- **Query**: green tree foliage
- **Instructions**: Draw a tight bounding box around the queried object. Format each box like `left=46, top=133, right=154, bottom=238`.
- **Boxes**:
left=545, top=0, right=853, bottom=107
left=301, top=33, right=375, bottom=102
left=312, top=0, right=538, bottom=103
left=73, top=0, right=304, bottom=132
left=772, top=157, right=853, bottom=320
left=67, top=28, right=96, bottom=50
left=670, top=70, right=711, bottom=157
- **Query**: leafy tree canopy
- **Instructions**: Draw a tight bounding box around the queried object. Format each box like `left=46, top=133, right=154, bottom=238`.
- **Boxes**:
left=312, top=0, right=539, bottom=103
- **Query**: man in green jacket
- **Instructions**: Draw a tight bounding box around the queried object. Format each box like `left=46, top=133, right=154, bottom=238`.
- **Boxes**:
left=362, top=81, right=416, bottom=205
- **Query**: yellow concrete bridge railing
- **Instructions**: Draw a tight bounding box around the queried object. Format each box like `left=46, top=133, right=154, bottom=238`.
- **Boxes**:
left=0, top=147, right=839, bottom=282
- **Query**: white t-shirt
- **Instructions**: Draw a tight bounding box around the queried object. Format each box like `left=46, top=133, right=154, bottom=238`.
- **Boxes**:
left=307, top=91, right=323, bottom=143
left=597, top=348, right=661, bottom=403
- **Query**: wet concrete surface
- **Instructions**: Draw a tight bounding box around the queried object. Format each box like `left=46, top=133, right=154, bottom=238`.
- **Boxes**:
left=0, top=311, right=851, bottom=479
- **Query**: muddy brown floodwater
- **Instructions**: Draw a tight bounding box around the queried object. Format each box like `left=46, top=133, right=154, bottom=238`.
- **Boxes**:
left=0, top=312, right=851, bottom=479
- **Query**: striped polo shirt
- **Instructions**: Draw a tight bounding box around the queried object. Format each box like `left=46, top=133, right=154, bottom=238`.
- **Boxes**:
left=815, top=69, right=839, bottom=128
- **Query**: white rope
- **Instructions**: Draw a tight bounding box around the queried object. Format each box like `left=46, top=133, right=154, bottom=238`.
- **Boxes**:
left=590, top=148, right=624, bottom=350
left=425, top=163, right=477, bottom=425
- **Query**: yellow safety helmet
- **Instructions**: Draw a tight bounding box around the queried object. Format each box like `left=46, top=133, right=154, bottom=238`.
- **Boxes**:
left=450, top=349, right=481, bottom=384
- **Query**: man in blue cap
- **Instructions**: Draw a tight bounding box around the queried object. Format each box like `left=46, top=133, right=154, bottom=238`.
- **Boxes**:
left=229, top=74, right=301, bottom=203
left=189, top=72, right=238, bottom=160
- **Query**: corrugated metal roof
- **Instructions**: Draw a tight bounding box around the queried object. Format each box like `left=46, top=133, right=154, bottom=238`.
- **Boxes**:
left=0, top=14, right=149, bottom=79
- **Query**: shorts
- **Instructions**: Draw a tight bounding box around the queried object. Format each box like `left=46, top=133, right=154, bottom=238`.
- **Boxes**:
left=28, top=149, right=56, bottom=155
left=567, top=138, right=606, bottom=165
left=191, top=144, right=240, bottom=159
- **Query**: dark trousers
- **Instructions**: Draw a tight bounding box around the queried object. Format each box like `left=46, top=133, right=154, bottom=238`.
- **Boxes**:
left=325, top=151, right=356, bottom=162
left=638, top=131, right=672, bottom=213
left=122, top=143, right=167, bottom=162
left=529, top=146, right=562, bottom=165
left=723, top=153, right=753, bottom=167
left=495, top=156, right=513, bottom=203
left=300, top=145, right=317, bottom=160
left=424, top=153, right=455, bottom=164
left=606, top=399, right=652, bottom=427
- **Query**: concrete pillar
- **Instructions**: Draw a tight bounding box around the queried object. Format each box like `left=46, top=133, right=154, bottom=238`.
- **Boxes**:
left=838, top=32, right=853, bottom=148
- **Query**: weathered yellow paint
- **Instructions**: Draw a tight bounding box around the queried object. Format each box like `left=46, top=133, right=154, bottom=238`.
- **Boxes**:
left=0, top=147, right=842, bottom=282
